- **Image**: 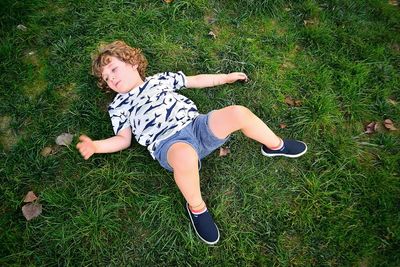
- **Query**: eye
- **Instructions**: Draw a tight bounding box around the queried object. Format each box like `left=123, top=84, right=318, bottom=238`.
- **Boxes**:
left=112, top=67, right=117, bottom=72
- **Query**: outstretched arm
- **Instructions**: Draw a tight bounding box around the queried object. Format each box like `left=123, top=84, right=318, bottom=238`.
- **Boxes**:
left=76, top=127, right=132, bottom=160
left=185, top=72, right=248, bottom=88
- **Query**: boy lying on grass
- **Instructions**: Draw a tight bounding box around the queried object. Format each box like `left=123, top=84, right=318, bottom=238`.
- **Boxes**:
left=76, top=40, right=307, bottom=245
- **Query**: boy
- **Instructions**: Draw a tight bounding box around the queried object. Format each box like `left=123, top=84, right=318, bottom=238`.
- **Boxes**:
left=77, top=40, right=307, bottom=245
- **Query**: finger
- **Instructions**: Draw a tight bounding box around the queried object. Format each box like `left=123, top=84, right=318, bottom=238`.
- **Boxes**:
left=79, top=135, right=90, bottom=142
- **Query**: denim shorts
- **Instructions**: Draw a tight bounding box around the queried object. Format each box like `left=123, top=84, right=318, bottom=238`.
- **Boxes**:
left=153, top=112, right=229, bottom=172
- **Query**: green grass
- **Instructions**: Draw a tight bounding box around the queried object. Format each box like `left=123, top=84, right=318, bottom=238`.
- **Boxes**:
left=1, top=0, right=400, bottom=265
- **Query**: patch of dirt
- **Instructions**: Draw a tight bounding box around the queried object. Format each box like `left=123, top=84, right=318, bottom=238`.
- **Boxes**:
left=22, top=50, right=48, bottom=99
left=0, top=116, right=18, bottom=151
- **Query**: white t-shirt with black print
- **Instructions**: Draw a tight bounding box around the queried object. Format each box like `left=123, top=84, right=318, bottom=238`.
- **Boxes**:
left=108, top=71, right=199, bottom=158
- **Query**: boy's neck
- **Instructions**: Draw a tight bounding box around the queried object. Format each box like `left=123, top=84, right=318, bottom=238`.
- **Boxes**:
left=128, top=72, right=145, bottom=92
left=131, top=78, right=145, bottom=90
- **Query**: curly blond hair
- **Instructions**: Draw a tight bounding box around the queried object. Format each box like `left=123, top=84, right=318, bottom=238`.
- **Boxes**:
left=91, top=40, right=148, bottom=91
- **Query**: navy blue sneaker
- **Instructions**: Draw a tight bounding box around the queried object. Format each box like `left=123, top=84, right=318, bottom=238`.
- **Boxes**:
left=261, top=139, right=307, bottom=158
left=186, top=203, right=220, bottom=245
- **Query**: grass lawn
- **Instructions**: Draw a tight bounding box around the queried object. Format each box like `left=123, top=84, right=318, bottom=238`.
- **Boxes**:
left=1, top=0, right=400, bottom=265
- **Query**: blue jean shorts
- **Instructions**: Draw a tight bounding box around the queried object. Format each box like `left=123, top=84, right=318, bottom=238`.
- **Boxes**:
left=153, top=112, right=229, bottom=172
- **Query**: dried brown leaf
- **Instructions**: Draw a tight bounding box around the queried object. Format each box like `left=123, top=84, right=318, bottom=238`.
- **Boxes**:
left=41, top=146, right=53, bottom=157
left=24, top=191, right=38, bottom=203
left=22, top=203, right=42, bottom=221
left=164, top=0, right=173, bottom=3
left=294, top=99, right=302, bottom=107
left=219, top=147, right=230, bottom=157
left=55, top=133, right=73, bottom=146
left=285, top=96, right=302, bottom=107
left=389, top=0, right=398, bottom=6
left=279, top=123, right=287, bottom=129
left=365, top=122, right=379, bottom=134
left=384, top=119, right=397, bottom=130
left=284, top=96, right=295, bottom=106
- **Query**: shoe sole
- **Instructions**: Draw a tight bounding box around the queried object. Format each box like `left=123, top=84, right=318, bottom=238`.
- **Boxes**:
left=186, top=203, right=220, bottom=245
left=261, top=142, right=308, bottom=158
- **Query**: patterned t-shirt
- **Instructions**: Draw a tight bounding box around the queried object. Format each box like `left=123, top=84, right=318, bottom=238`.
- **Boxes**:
left=108, top=71, right=199, bottom=158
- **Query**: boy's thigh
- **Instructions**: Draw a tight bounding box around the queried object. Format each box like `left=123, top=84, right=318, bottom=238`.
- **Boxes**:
left=154, top=128, right=201, bottom=172
left=192, top=112, right=229, bottom=159
left=167, top=142, right=199, bottom=171
left=207, top=105, right=250, bottom=139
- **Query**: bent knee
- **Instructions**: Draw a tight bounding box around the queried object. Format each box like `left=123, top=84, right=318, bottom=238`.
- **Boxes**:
left=167, top=142, right=198, bottom=171
left=227, top=105, right=252, bottom=123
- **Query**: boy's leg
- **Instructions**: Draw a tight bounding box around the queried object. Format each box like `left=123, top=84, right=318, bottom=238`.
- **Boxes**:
left=167, top=142, right=204, bottom=210
left=208, top=105, right=281, bottom=147
left=208, top=105, right=307, bottom=157
left=167, top=142, right=220, bottom=244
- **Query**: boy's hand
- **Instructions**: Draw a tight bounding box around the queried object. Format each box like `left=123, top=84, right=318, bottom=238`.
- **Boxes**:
left=76, top=135, right=97, bottom=160
left=225, top=72, right=248, bottom=84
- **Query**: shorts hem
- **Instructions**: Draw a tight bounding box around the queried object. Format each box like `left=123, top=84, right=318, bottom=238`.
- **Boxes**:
left=159, top=140, right=202, bottom=172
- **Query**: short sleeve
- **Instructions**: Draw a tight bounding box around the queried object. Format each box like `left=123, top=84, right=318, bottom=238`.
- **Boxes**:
left=155, top=71, right=186, bottom=91
left=108, top=106, right=131, bottom=135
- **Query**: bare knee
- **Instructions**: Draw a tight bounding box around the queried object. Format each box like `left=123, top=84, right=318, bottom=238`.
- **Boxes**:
left=167, top=142, right=198, bottom=172
left=227, top=105, right=252, bottom=126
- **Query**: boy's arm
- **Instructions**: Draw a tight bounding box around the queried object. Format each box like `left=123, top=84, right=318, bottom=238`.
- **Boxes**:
left=185, top=72, right=248, bottom=89
left=76, top=127, right=132, bottom=160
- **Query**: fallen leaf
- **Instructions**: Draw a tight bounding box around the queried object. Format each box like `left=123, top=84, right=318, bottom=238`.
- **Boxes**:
left=219, top=147, right=230, bottom=157
left=56, top=133, right=73, bottom=146
left=365, top=122, right=379, bottom=134
left=284, top=96, right=302, bottom=107
left=389, top=0, right=398, bottom=6
left=17, top=24, right=27, bottom=31
left=294, top=99, right=302, bottom=107
left=279, top=123, right=287, bottom=129
left=164, top=0, right=173, bottom=3
left=41, top=146, right=53, bottom=156
left=22, top=203, right=42, bottom=221
left=284, top=96, right=295, bottom=106
left=384, top=119, right=397, bottom=131
left=208, top=31, right=217, bottom=39
left=24, top=191, right=38, bottom=203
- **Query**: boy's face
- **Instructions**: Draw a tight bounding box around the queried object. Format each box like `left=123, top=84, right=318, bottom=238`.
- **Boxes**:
left=101, top=56, right=140, bottom=94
